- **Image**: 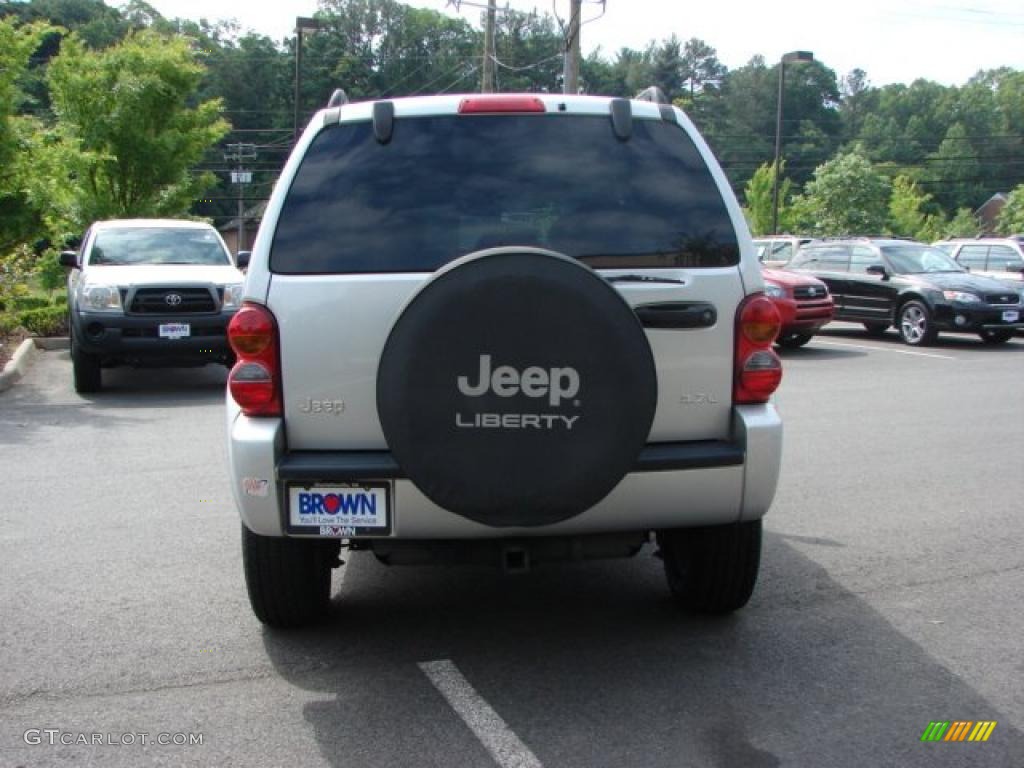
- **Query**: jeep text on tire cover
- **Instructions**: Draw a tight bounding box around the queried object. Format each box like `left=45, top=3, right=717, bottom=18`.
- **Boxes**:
left=226, top=92, right=783, bottom=628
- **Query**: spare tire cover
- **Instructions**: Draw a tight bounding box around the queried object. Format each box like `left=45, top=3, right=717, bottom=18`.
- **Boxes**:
left=377, top=248, right=657, bottom=527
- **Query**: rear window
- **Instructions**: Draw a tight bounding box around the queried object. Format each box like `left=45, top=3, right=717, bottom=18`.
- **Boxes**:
left=271, top=114, right=739, bottom=273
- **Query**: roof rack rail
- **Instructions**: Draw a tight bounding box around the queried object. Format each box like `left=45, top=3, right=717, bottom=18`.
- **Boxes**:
left=634, top=86, right=669, bottom=105
left=327, top=89, right=349, bottom=108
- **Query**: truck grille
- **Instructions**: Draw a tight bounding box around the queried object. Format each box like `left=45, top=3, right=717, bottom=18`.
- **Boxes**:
left=129, top=288, right=217, bottom=314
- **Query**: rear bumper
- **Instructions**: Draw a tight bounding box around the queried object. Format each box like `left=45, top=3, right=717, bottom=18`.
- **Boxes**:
left=228, top=400, right=783, bottom=538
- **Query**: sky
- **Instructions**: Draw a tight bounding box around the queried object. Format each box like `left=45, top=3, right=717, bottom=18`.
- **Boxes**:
left=140, top=0, right=1024, bottom=88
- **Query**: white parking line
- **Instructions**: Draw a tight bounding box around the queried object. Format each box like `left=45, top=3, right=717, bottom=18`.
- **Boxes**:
left=811, top=339, right=958, bottom=360
left=419, top=659, right=543, bottom=768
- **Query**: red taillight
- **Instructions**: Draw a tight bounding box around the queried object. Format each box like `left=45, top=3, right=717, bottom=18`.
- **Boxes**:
left=735, top=294, right=783, bottom=404
left=228, top=303, right=281, bottom=417
left=458, top=96, right=546, bottom=114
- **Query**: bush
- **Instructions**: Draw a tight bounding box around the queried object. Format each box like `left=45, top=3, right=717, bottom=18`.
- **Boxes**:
left=10, top=295, right=50, bottom=311
left=12, top=305, right=67, bottom=336
left=0, top=314, right=19, bottom=336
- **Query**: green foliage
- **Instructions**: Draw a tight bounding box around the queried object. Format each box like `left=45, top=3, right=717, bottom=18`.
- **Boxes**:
left=943, top=208, right=981, bottom=238
left=0, top=247, right=35, bottom=308
left=0, top=18, right=59, bottom=251
left=888, top=175, right=936, bottom=240
left=744, top=162, right=793, bottom=236
left=791, top=149, right=891, bottom=235
left=46, top=30, right=230, bottom=225
left=9, top=295, right=50, bottom=311
left=37, top=248, right=67, bottom=293
left=996, top=185, right=1024, bottom=234
left=9, top=304, right=68, bottom=336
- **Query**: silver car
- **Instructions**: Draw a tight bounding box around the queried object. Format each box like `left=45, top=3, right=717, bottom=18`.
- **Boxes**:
left=226, top=92, right=784, bottom=627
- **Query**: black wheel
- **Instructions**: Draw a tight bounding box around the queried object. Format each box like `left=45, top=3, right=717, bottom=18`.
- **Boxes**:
left=979, top=329, right=1014, bottom=344
left=657, top=520, right=762, bottom=614
left=897, top=300, right=937, bottom=346
left=775, top=331, right=813, bottom=349
left=241, top=524, right=341, bottom=628
left=863, top=322, right=888, bottom=337
left=71, top=328, right=102, bottom=393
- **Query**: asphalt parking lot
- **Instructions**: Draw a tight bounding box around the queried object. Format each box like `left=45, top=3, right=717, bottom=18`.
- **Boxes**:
left=1, top=324, right=1022, bottom=767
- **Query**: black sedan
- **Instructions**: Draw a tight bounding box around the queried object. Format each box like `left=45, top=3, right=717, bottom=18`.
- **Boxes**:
left=787, top=238, right=1023, bottom=345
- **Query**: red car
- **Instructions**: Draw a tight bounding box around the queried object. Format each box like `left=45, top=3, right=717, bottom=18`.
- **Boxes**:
left=762, top=268, right=835, bottom=348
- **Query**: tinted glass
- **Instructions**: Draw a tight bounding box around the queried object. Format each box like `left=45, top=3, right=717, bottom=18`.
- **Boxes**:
left=956, top=245, right=988, bottom=269
left=850, top=245, right=881, bottom=273
left=792, top=245, right=849, bottom=271
left=89, top=228, right=230, bottom=266
left=986, top=245, right=1023, bottom=269
left=271, top=115, right=739, bottom=273
left=881, top=245, right=963, bottom=274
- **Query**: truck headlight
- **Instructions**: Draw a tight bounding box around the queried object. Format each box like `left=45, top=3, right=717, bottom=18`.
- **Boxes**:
left=78, top=283, right=123, bottom=312
left=763, top=282, right=786, bottom=299
left=222, top=283, right=245, bottom=309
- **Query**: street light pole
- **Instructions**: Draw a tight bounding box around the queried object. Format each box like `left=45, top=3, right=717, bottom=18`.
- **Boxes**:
left=772, top=50, right=813, bottom=235
left=294, top=17, right=321, bottom=142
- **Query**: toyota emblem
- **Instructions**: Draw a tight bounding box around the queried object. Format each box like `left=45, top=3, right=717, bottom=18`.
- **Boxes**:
left=165, top=293, right=183, bottom=307
left=807, top=287, right=817, bottom=296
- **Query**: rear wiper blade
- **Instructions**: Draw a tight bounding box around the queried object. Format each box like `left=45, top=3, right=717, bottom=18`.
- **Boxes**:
left=606, top=274, right=686, bottom=285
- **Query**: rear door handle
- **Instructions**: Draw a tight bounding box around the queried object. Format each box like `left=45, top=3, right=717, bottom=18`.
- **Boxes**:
left=634, top=302, right=717, bottom=329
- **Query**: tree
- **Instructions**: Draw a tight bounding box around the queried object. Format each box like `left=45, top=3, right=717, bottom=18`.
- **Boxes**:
left=943, top=208, right=981, bottom=238
left=680, top=37, right=725, bottom=97
left=0, top=18, right=57, bottom=252
left=46, top=30, right=230, bottom=225
left=888, top=175, right=935, bottom=240
left=791, top=149, right=890, bottom=235
left=744, top=162, right=792, bottom=236
left=996, top=185, right=1024, bottom=234
left=920, top=123, right=984, bottom=213
left=650, top=35, right=683, bottom=100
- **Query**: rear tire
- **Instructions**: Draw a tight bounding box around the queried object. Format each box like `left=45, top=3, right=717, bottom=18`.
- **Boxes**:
left=657, top=520, right=762, bottom=614
left=775, top=331, right=813, bottom=349
left=71, top=329, right=102, bottom=393
left=897, top=300, right=937, bottom=346
left=979, top=329, right=1013, bottom=344
left=863, top=322, right=888, bottom=337
left=241, top=525, right=340, bottom=628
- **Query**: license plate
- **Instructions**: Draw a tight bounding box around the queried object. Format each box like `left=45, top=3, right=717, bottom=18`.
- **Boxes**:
left=159, top=323, right=190, bottom=339
left=1002, top=310, right=1019, bottom=323
left=288, top=483, right=391, bottom=536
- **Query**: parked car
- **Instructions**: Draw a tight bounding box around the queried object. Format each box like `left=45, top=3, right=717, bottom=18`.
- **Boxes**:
left=762, top=268, right=835, bottom=348
left=753, top=235, right=816, bottom=268
left=226, top=91, right=784, bottom=627
left=932, top=237, right=1024, bottom=286
left=787, top=238, right=1023, bottom=345
left=62, top=219, right=248, bottom=393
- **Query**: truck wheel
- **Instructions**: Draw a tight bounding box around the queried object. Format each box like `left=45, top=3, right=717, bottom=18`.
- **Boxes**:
left=657, top=520, right=762, bottom=614
left=71, top=330, right=102, bottom=393
left=241, top=525, right=341, bottom=628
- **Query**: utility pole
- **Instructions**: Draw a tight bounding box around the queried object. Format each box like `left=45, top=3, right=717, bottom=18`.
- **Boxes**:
left=562, top=0, right=581, bottom=94
left=481, top=0, right=496, bottom=93
left=225, top=143, right=256, bottom=251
